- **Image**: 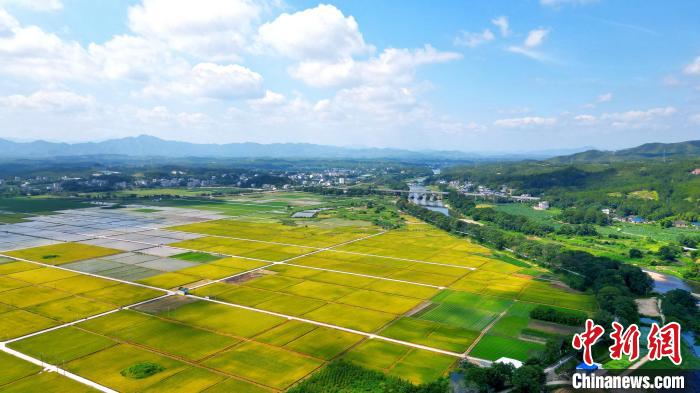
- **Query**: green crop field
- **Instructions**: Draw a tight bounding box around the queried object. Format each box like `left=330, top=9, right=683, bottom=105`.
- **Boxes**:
left=469, top=334, right=545, bottom=361
left=379, top=317, right=479, bottom=352
left=202, top=341, right=324, bottom=390
left=1, top=371, right=95, bottom=392
left=343, top=340, right=456, bottom=384
left=0, top=349, right=43, bottom=386
left=282, top=327, right=364, bottom=360
left=161, top=301, right=285, bottom=338
left=10, top=326, right=116, bottom=364
left=79, top=310, right=240, bottom=362
left=66, top=344, right=190, bottom=392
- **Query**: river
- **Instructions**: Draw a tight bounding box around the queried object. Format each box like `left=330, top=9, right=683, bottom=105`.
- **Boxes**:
left=643, top=269, right=696, bottom=294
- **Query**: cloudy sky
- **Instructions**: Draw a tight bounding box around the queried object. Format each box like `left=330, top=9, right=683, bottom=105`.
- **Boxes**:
left=0, top=0, right=699, bottom=152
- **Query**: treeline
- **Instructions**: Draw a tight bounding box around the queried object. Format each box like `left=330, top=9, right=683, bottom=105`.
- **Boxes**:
left=287, top=361, right=448, bottom=393
left=558, top=206, right=609, bottom=225
left=662, top=289, right=700, bottom=335
left=448, top=191, right=555, bottom=236
left=448, top=191, right=598, bottom=237
left=301, top=186, right=394, bottom=196
left=440, top=159, right=700, bottom=222
left=397, top=199, right=653, bottom=325
left=460, top=358, right=548, bottom=393
left=530, top=306, right=587, bottom=326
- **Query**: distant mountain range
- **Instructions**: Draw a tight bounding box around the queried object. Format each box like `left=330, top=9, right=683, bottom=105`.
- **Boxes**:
left=549, top=140, right=700, bottom=163
left=0, top=135, right=589, bottom=161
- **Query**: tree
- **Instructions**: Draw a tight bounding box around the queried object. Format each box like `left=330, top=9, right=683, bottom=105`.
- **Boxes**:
left=511, top=365, right=545, bottom=393
left=679, top=235, right=700, bottom=248
left=657, top=245, right=681, bottom=261
left=629, top=248, right=643, bottom=258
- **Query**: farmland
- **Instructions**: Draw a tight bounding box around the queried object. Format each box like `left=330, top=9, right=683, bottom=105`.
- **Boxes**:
left=0, top=194, right=596, bottom=391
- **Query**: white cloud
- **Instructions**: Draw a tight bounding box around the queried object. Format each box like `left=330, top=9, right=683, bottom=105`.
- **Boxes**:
left=135, top=105, right=210, bottom=127
left=0, top=89, right=94, bottom=112
left=454, top=29, right=495, bottom=48
left=88, top=35, right=188, bottom=80
left=597, top=92, right=613, bottom=103
left=506, top=28, right=551, bottom=62
left=247, top=90, right=286, bottom=110
left=601, top=106, right=677, bottom=129
left=0, top=13, right=96, bottom=81
left=506, top=46, right=550, bottom=62
left=494, top=116, right=557, bottom=128
left=143, top=62, right=264, bottom=100
left=491, top=16, right=510, bottom=37
left=690, top=113, right=700, bottom=125
left=603, top=106, right=676, bottom=122
left=257, top=4, right=371, bottom=61
left=127, top=0, right=262, bottom=61
left=574, top=114, right=596, bottom=123
left=0, top=0, right=62, bottom=11
left=524, top=28, right=549, bottom=48
left=290, top=45, right=461, bottom=88
left=0, top=8, right=19, bottom=34
left=684, top=56, right=700, bottom=75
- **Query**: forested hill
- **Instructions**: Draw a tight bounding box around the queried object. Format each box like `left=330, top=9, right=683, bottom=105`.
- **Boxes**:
left=548, top=140, right=700, bottom=163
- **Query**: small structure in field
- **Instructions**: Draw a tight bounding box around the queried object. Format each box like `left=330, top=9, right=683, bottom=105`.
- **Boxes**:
left=495, top=357, right=523, bottom=369
left=534, top=201, right=549, bottom=210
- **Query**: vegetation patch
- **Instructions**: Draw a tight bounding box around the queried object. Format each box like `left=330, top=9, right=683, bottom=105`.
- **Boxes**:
left=287, top=361, right=448, bottom=393
left=172, top=251, right=222, bottom=263
left=120, top=361, right=165, bottom=379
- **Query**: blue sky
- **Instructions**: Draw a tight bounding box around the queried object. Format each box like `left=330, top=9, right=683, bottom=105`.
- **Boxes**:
left=0, top=0, right=698, bottom=152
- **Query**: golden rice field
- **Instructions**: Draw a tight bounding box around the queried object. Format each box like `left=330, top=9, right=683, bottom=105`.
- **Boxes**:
left=0, top=206, right=596, bottom=391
